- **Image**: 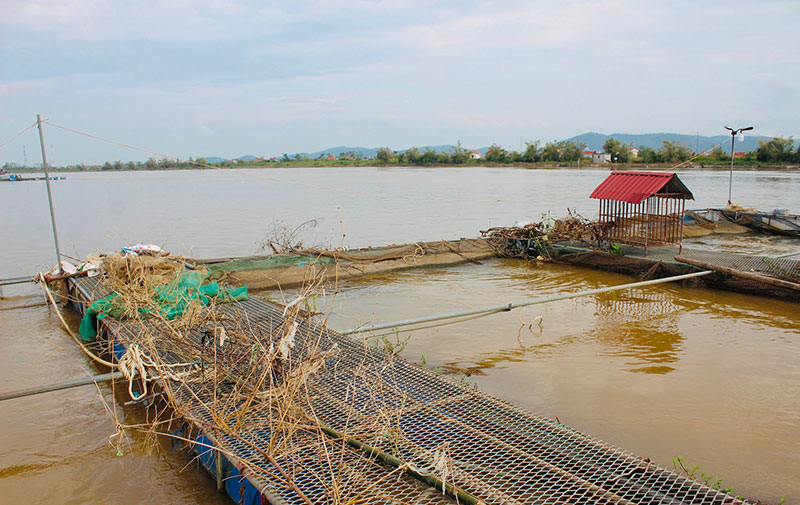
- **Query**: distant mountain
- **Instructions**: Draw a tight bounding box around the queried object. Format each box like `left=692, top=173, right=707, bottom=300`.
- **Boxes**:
left=565, top=132, right=770, bottom=153
left=300, top=146, right=381, bottom=158
left=200, top=132, right=775, bottom=163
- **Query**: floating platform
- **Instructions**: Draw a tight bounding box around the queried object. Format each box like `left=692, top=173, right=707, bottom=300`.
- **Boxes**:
left=547, top=243, right=800, bottom=302
left=194, top=238, right=496, bottom=290
left=684, top=208, right=800, bottom=238
left=68, top=272, right=747, bottom=505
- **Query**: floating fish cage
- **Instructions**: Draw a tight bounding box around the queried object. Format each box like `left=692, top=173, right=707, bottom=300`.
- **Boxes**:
left=69, top=271, right=745, bottom=505
left=591, top=172, right=694, bottom=255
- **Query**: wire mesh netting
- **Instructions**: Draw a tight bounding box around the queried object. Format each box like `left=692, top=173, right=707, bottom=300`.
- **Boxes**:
left=74, top=274, right=747, bottom=505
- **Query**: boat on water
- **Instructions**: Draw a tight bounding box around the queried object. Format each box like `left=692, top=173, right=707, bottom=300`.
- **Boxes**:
left=720, top=207, right=800, bottom=236
left=0, top=174, right=66, bottom=182
left=684, top=207, right=800, bottom=237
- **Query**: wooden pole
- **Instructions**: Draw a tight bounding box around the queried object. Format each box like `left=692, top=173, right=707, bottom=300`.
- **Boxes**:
left=674, top=256, right=800, bottom=292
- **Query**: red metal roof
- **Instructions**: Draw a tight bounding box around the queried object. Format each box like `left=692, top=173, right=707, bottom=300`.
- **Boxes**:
left=589, top=171, right=693, bottom=204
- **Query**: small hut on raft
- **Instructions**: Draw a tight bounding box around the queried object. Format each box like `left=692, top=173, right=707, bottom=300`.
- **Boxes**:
left=590, top=171, right=694, bottom=255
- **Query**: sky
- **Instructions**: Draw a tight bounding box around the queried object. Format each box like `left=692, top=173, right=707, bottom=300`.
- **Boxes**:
left=1, top=0, right=798, bottom=165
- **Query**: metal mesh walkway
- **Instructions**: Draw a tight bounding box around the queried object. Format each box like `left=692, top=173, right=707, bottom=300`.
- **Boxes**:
left=74, top=276, right=745, bottom=505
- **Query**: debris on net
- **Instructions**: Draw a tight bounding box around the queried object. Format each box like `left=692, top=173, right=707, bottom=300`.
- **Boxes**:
left=482, top=222, right=549, bottom=258
left=75, top=248, right=749, bottom=505
left=482, top=212, right=610, bottom=258
left=78, top=252, right=247, bottom=341
left=87, top=252, right=462, bottom=504
left=549, top=213, right=610, bottom=244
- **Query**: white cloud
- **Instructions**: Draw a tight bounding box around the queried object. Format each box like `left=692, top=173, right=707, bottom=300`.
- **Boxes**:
left=4, top=0, right=269, bottom=42
left=1, top=0, right=798, bottom=164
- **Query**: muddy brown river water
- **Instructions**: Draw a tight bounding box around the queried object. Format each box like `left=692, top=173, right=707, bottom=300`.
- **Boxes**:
left=1, top=167, right=798, bottom=504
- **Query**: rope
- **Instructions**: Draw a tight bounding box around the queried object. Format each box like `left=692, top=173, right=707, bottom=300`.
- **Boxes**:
left=36, top=273, right=191, bottom=399
left=366, top=309, right=504, bottom=339
left=36, top=268, right=199, bottom=400
left=45, top=121, right=173, bottom=160
left=0, top=121, right=38, bottom=150
left=665, top=138, right=731, bottom=171
left=36, top=273, right=117, bottom=368
left=117, top=344, right=149, bottom=399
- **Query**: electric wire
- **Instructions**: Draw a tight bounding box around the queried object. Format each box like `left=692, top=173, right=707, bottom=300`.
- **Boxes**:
left=0, top=121, right=38, bottom=150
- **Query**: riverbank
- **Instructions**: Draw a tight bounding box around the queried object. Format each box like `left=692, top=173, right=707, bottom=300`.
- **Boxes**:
left=8, top=160, right=799, bottom=174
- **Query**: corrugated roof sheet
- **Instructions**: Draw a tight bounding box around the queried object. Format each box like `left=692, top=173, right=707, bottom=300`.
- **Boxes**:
left=589, top=171, right=694, bottom=204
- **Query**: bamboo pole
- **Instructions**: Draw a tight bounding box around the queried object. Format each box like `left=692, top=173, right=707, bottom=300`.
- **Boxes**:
left=343, top=270, right=713, bottom=335
left=674, top=256, right=800, bottom=292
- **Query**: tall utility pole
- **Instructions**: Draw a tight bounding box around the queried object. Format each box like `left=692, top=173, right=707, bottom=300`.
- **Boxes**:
left=36, top=114, right=63, bottom=273
left=724, top=125, right=753, bottom=206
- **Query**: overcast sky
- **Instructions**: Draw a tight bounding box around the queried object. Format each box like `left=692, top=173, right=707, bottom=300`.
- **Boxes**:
left=1, top=0, right=798, bottom=165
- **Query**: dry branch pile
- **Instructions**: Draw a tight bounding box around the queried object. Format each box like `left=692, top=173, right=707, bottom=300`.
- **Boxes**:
left=482, top=213, right=610, bottom=258
left=89, top=254, right=460, bottom=504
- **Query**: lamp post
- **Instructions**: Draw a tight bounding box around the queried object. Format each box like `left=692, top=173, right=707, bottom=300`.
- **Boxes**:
left=724, top=125, right=753, bottom=206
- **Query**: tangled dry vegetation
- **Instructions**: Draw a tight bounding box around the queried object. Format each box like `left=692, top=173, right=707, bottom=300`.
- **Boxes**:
left=482, top=213, right=610, bottom=258
left=88, top=252, right=462, bottom=504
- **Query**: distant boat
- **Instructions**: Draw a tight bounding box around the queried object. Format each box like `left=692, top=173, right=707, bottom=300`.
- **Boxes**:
left=720, top=208, right=800, bottom=237
left=0, top=174, right=66, bottom=182
left=685, top=207, right=799, bottom=237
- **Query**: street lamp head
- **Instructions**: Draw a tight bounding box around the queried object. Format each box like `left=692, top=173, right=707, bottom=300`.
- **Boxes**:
left=723, top=125, right=752, bottom=206
left=724, top=125, right=753, bottom=135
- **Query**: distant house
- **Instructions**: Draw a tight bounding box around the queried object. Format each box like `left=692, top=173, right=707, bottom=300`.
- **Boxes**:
left=255, top=157, right=265, bottom=162
left=583, top=150, right=597, bottom=158
left=268, top=157, right=278, bottom=162
left=326, top=154, right=337, bottom=161
left=733, top=152, right=746, bottom=158
left=470, top=150, right=482, bottom=159
left=592, top=152, right=611, bottom=164
left=627, top=147, right=639, bottom=158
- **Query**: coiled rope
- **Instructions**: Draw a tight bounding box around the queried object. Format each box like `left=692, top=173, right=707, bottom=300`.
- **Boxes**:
left=36, top=273, right=117, bottom=368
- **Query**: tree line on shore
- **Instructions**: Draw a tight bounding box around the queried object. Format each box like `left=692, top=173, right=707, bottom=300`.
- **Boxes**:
left=4, top=136, right=798, bottom=172
left=600, top=136, right=800, bottom=164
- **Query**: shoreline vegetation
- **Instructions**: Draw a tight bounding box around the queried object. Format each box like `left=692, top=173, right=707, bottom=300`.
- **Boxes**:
left=5, top=136, right=799, bottom=173
left=7, top=160, right=799, bottom=175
